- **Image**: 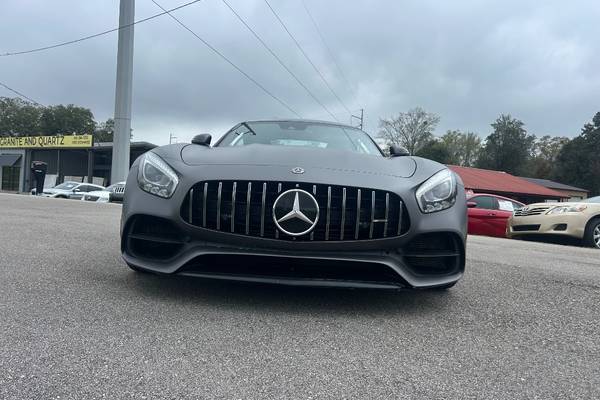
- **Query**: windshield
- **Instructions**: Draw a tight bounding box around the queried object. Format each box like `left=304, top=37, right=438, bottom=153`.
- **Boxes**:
left=54, top=182, right=78, bottom=190
left=583, top=196, right=600, bottom=203
left=216, top=121, right=382, bottom=156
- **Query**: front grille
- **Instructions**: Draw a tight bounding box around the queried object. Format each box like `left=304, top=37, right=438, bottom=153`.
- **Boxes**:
left=514, top=206, right=550, bottom=216
left=114, top=185, right=125, bottom=194
left=181, top=181, right=410, bottom=241
left=512, top=224, right=541, bottom=232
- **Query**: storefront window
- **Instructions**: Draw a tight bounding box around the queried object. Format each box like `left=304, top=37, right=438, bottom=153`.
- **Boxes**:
left=1, top=166, right=20, bottom=191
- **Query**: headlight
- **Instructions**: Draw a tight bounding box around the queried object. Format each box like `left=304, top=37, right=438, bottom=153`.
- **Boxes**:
left=137, top=152, right=179, bottom=198
left=546, top=205, right=587, bottom=214
left=416, top=169, right=457, bottom=213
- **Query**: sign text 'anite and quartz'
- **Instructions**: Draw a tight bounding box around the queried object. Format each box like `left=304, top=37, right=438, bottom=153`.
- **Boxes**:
left=0, top=135, right=93, bottom=149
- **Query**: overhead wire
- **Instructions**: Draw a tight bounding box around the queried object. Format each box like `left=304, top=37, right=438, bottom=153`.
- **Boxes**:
left=0, top=81, right=44, bottom=106
left=220, top=0, right=337, bottom=122
left=300, top=0, right=357, bottom=107
left=262, top=0, right=352, bottom=116
left=151, top=0, right=301, bottom=118
left=0, top=0, right=204, bottom=57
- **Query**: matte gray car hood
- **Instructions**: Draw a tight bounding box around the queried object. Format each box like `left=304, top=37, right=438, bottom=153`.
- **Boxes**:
left=180, top=144, right=417, bottom=178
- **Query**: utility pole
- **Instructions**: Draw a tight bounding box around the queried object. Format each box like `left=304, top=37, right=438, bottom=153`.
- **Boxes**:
left=111, top=0, right=135, bottom=184
left=351, top=108, right=364, bottom=130
left=169, top=133, right=177, bottom=144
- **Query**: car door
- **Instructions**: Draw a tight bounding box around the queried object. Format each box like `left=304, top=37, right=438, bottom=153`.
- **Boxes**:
left=494, top=199, right=517, bottom=237
left=70, top=184, right=89, bottom=200
left=467, top=195, right=500, bottom=236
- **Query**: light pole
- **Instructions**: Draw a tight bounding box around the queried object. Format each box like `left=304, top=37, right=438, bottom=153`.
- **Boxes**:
left=111, top=0, right=135, bottom=184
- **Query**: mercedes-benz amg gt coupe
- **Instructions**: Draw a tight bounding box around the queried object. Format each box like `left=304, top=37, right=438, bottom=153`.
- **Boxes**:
left=121, top=120, right=467, bottom=289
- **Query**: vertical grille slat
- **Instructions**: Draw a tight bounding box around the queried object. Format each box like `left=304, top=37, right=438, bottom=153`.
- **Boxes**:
left=245, top=182, right=252, bottom=235
left=325, top=186, right=331, bottom=241
left=369, top=191, right=375, bottom=239
left=216, top=182, right=222, bottom=230
left=202, top=182, right=208, bottom=227
left=260, top=182, right=266, bottom=237
left=397, top=200, right=403, bottom=236
left=354, top=189, right=361, bottom=240
left=383, top=193, right=389, bottom=237
left=340, top=187, right=347, bottom=240
left=231, top=182, right=237, bottom=233
left=183, top=181, right=409, bottom=241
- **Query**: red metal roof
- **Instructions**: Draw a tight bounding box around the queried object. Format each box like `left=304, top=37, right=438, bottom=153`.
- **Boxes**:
left=448, top=165, right=566, bottom=198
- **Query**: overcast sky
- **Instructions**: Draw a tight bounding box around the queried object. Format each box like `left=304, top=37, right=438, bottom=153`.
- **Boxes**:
left=1, top=0, right=599, bottom=145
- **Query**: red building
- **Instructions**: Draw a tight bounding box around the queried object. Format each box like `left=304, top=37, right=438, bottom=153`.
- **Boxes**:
left=448, top=165, right=566, bottom=204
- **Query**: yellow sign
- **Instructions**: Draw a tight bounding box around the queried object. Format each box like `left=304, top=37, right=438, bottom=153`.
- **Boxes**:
left=0, top=135, right=93, bottom=149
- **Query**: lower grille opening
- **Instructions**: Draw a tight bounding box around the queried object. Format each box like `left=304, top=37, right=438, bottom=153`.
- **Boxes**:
left=513, top=224, right=541, bottom=232
left=126, top=215, right=185, bottom=260
left=402, top=232, right=462, bottom=275
left=180, top=254, right=406, bottom=286
left=553, top=224, right=567, bottom=231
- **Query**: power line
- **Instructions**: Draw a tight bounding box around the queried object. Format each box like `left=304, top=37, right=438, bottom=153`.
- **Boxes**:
left=151, top=0, right=301, bottom=118
left=220, top=0, right=337, bottom=122
left=0, top=81, right=44, bottom=106
left=263, top=0, right=352, bottom=116
left=0, top=0, right=204, bottom=57
left=300, top=0, right=357, bottom=106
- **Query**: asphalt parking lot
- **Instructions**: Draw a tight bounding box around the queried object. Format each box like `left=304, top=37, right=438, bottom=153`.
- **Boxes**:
left=1, top=194, right=599, bottom=399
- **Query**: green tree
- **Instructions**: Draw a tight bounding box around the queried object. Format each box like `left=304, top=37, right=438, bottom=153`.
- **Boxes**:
left=476, top=114, right=535, bottom=175
left=553, top=112, right=600, bottom=196
left=39, top=104, right=96, bottom=135
left=527, top=135, right=570, bottom=179
left=378, top=107, right=440, bottom=154
left=439, top=130, right=482, bottom=166
left=415, top=139, right=452, bottom=164
left=94, top=118, right=114, bottom=142
left=0, top=97, right=42, bottom=136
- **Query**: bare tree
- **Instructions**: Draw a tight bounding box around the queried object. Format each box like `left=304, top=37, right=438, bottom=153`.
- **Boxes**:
left=378, top=107, right=440, bottom=154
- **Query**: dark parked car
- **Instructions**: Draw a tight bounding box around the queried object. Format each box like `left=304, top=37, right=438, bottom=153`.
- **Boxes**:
left=467, top=193, right=524, bottom=237
left=120, top=120, right=468, bottom=289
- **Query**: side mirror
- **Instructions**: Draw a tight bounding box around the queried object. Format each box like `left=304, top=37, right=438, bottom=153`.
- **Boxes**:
left=192, top=133, right=211, bottom=146
left=467, top=201, right=477, bottom=208
left=73, top=188, right=81, bottom=193
left=389, top=145, right=410, bottom=157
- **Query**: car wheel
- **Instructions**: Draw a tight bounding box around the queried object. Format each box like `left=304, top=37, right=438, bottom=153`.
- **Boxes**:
left=584, top=218, right=600, bottom=249
left=429, top=281, right=457, bottom=290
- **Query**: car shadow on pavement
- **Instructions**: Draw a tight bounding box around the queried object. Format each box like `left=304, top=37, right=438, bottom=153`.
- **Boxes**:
left=117, top=270, right=457, bottom=317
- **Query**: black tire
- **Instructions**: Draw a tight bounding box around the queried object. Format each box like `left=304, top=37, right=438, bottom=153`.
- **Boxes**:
left=429, top=281, right=457, bottom=290
left=583, top=217, right=600, bottom=249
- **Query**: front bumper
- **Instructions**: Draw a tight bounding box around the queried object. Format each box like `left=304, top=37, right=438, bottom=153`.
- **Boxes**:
left=120, top=161, right=467, bottom=289
left=508, top=213, right=588, bottom=239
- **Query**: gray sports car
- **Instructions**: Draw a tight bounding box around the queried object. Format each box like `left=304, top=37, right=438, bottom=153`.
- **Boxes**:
left=121, top=120, right=467, bottom=289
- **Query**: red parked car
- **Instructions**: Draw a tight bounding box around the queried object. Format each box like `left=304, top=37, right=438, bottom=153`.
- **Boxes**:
left=466, top=193, right=525, bottom=238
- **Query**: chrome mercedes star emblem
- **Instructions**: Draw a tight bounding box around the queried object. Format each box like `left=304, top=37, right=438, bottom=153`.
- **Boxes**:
left=272, top=189, right=319, bottom=236
left=291, top=167, right=305, bottom=174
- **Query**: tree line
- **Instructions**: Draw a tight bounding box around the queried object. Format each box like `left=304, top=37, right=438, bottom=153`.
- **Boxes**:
left=0, top=97, right=114, bottom=142
left=2, top=96, right=598, bottom=195
left=378, top=107, right=600, bottom=196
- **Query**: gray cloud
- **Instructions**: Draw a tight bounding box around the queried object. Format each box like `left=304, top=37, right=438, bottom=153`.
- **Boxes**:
left=1, top=0, right=598, bottom=145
